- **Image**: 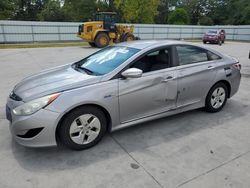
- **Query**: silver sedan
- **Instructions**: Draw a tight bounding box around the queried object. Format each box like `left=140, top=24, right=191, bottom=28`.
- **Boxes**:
left=6, top=40, right=241, bottom=150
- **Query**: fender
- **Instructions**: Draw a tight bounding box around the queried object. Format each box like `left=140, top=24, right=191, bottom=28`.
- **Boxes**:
left=93, top=29, right=109, bottom=40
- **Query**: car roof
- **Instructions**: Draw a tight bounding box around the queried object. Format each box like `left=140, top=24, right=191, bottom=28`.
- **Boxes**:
left=116, top=40, right=189, bottom=50
left=208, top=29, right=225, bottom=32
left=114, top=39, right=225, bottom=57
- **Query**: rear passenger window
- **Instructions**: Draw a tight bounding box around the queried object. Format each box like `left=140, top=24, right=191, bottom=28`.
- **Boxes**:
left=207, top=51, right=221, bottom=60
left=176, top=46, right=208, bottom=65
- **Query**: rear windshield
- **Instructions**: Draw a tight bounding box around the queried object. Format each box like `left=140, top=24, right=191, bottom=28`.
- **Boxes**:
left=74, top=46, right=140, bottom=75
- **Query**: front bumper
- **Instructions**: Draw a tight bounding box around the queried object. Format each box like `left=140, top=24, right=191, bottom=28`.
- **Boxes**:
left=77, top=33, right=92, bottom=42
left=6, top=101, right=61, bottom=147
left=203, top=37, right=219, bottom=42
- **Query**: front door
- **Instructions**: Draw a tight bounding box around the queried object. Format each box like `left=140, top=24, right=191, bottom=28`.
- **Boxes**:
left=118, top=48, right=178, bottom=123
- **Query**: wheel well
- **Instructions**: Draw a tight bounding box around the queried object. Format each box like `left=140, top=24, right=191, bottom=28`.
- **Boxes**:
left=94, top=31, right=108, bottom=40
left=55, top=104, right=112, bottom=143
left=211, top=80, right=231, bottom=98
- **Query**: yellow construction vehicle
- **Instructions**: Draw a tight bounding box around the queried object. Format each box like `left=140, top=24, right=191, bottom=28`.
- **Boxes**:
left=77, top=12, right=137, bottom=48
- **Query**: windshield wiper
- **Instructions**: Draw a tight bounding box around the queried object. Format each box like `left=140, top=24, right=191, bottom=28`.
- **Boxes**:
left=73, top=64, right=102, bottom=76
left=73, top=64, right=94, bottom=75
left=78, top=67, right=94, bottom=75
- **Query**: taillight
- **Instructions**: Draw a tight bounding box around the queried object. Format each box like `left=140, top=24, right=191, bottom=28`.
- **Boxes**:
left=232, top=62, right=241, bottom=70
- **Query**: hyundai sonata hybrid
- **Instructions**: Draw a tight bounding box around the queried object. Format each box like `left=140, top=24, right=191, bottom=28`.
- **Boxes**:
left=6, top=40, right=241, bottom=150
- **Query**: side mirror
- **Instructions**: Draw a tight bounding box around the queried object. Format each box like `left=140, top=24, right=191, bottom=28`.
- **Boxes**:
left=121, top=68, right=143, bottom=78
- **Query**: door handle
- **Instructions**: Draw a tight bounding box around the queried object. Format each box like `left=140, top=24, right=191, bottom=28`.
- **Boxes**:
left=207, top=65, right=214, bottom=70
left=162, top=76, right=174, bottom=82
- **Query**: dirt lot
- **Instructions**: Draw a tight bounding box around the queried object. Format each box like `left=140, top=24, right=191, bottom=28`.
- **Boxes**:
left=0, top=41, right=250, bottom=188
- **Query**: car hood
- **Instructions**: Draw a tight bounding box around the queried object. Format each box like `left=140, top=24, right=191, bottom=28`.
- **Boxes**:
left=13, top=64, right=102, bottom=101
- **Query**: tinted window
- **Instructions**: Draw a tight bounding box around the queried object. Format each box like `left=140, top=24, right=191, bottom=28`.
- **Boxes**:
left=176, top=46, right=208, bottom=65
left=208, top=30, right=217, bottom=34
left=130, top=48, right=171, bottom=73
left=75, top=46, right=140, bottom=75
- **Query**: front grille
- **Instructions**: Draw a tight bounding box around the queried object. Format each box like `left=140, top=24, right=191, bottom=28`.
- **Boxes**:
left=9, top=91, right=22, bottom=101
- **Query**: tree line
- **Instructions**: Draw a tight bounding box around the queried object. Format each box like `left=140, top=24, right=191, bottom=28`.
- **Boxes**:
left=0, top=0, right=250, bottom=25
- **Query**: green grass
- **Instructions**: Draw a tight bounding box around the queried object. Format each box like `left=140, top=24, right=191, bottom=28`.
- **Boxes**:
left=0, top=41, right=89, bottom=49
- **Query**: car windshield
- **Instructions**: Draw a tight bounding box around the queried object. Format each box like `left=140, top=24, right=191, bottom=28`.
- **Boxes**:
left=207, top=30, right=217, bottom=34
left=74, top=46, right=140, bottom=75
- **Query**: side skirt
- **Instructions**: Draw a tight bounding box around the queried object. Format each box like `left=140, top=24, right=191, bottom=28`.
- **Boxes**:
left=111, top=101, right=204, bottom=132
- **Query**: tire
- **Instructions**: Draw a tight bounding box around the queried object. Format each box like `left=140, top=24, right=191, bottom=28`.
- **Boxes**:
left=218, top=40, right=222, bottom=46
left=58, top=106, right=107, bottom=150
left=203, top=40, right=206, bottom=44
left=88, top=42, right=96, bottom=47
left=121, top=33, right=135, bottom=42
left=205, top=82, right=228, bottom=113
left=94, top=33, right=110, bottom=48
left=222, top=40, right=225, bottom=44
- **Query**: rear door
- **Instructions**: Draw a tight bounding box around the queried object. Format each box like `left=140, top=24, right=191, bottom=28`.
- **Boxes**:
left=175, top=45, right=217, bottom=107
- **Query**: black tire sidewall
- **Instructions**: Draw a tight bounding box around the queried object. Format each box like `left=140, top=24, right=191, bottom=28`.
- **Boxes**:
left=59, top=106, right=107, bottom=150
left=88, top=42, right=96, bottom=47
left=205, top=83, right=228, bottom=113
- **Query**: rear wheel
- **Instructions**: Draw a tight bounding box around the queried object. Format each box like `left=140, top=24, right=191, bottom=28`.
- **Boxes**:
left=59, top=106, right=107, bottom=150
left=121, top=33, right=135, bottom=42
left=95, top=33, right=110, bottom=48
left=203, top=40, right=206, bottom=44
left=205, top=82, right=228, bottom=113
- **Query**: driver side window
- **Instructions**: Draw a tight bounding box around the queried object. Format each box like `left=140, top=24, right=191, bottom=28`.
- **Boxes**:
left=130, top=48, right=171, bottom=73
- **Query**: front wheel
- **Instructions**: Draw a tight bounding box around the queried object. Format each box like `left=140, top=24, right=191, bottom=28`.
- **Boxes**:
left=58, top=106, right=107, bottom=150
left=205, top=83, right=228, bottom=113
left=95, top=33, right=110, bottom=48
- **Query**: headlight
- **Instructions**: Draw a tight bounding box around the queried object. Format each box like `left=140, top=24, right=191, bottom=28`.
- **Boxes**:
left=13, top=93, right=60, bottom=116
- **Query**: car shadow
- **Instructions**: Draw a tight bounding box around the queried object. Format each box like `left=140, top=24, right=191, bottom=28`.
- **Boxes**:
left=11, top=98, right=248, bottom=173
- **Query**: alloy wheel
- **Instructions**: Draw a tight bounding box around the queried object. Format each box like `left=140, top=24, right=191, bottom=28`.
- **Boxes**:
left=69, top=114, right=101, bottom=145
left=210, top=87, right=226, bottom=109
